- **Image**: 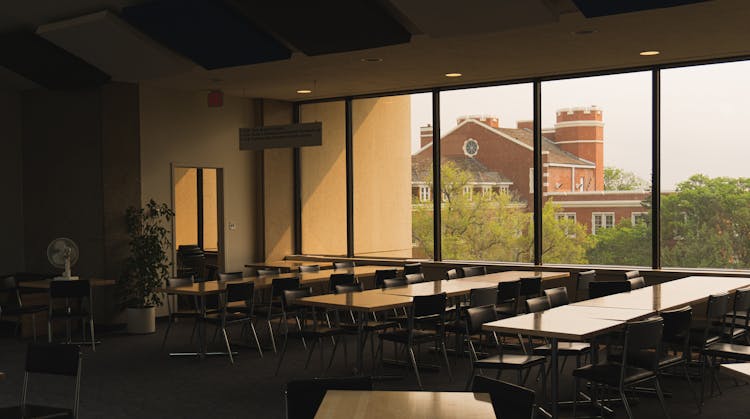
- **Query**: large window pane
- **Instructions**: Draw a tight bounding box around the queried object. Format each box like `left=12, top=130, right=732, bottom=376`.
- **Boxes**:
left=353, top=94, right=431, bottom=258
left=542, top=72, right=652, bottom=266
left=661, top=61, right=750, bottom=269
left=300, top=101, right=346, bottom=256
left=438, top=84, right=533, bottom=262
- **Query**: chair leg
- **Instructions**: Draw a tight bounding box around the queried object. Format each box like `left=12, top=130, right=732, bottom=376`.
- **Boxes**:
left=222, top=327, right=233, bottom=364
left=305, top=338, right=319, bottom=369
left=274, top=333, right=289, bottom=376
left=31, top=314, right=37, bottom=343
left=326, top=336, right=341, bottom=372
left=267, top=319, right=277, bottom=353
left=465, top=362, right=476, bottom=390
left=710, top=355, right=722, bottom=396
left=655, top=378, right=671, bottom=419
left=48, top=319, right=52, bottom=343
left=440, top=340, right=453, bottom=381
left=682, top=363, right=700, bottom=411
left=408, top=347, right=423, bottom=390
left=619, top=388, right=634, bottom=419
left=249, top=322, right=263, bottom=358
left=89, top=317, right=96, bottom=352
left=700, top=354, right=707, bottom=405
left=161, top=318, right=173, bottom=351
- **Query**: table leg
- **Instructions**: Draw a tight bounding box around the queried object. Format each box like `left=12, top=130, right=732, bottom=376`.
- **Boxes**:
left=551, top=337, right=559, bottom=419
left=356, top=311, right=365, bottom=375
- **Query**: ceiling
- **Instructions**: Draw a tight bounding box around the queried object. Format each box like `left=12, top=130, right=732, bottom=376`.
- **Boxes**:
left=1, top=0, right=748, bottom=101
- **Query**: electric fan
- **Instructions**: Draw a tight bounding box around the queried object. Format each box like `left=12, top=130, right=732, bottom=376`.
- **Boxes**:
left=47, top=237, right=80, bottom=280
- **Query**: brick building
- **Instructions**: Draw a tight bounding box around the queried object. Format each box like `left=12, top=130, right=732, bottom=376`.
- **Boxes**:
left=412, top=106, right=650, bottom=234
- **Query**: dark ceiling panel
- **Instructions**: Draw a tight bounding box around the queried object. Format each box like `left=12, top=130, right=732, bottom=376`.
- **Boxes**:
left=121, top=0, right=291, bottom=70
left=0, top=31, right=110, bottom=90
left=572, top=0, right=710, bottom=18
left=232, top=0, right=412, bottom=56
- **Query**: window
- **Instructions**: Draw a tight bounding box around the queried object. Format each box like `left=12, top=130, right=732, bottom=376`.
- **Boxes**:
left=173, top=167, right=220, bottom=252
left=592, top=212, right=615, bottom=234
left=418, top=185, right=431, bottom=202
left=631, top=212, right=649, bottom=225
left=555, top=212, right=576, bottom=222
left=463, top=185, right=473, bottom=201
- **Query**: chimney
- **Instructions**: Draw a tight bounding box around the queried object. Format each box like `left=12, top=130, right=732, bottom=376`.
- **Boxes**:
left=554, top=106, right=604, bottom=190
left=457, top=115, right=499, bottom=128
left=420, top=124, right=433, bottom=148
left=517, top=120, right=533, bottom=131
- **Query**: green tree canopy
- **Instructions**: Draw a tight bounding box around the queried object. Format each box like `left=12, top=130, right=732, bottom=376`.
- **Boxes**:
left=604, top=167, right=649, bottom=191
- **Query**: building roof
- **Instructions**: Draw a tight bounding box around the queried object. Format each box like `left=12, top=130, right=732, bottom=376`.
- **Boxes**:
left=412, top=155, right=511, bottom=185
left=496, top=126, right=595, bottom=167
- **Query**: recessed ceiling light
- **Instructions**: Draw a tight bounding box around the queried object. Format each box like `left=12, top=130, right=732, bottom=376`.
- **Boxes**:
left=296, top=89, right=312, bottom=94
left=445, top=72, right=462, bottom=78
left=639, top=50, right=660, bottom=56
left=360, top=57, right=383, bottom=62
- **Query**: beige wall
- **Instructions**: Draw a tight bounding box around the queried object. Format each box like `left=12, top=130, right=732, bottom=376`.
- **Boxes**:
left=300, top=101, right=347, bottom=256
left=352, top=96, right=413, bottom=257
left=139, top=86, right=258, bottom=275
left=173, top=167, right=198, bottom=247
left=0, top=91, right=24, bottom=273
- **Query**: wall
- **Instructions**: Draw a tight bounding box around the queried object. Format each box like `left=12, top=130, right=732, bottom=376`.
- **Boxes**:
left=139, top=86, right=257, bottom=275
left=0, top=91, right=24, bottom=273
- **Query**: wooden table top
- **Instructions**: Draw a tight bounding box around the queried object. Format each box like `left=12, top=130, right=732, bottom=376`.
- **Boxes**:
left=459, top=270, right=570, bottom=284
left=21, top=278, right=117, bottom=289
left=720, top=363, right=750, bottom=381
left=380, top=280, right=492, bottom=298
left=295, top=291, right=413, bottom=312
left=161, top=278, right=252, bottom=296
left=550, top=305, right=654, bottom=321
left=244, top=260, right=333, bottom=271
left=483, top=311, right=624, bottom=341
left=314, top=390, right=494, bottom=419
left=247, top=265, right=403, bottom=289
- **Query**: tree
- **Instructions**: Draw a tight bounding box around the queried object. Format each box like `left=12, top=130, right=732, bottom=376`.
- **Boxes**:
left=412, top=161, right=590, bottom=263
left=586, top=218, right=651, bottom=266
left=604, top=167, right=649, bottom=191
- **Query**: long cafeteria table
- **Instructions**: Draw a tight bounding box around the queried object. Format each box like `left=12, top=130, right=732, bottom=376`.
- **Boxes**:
left=244, top=260, right=334, bottom=272
left=483, top=275, right=750, bottom=419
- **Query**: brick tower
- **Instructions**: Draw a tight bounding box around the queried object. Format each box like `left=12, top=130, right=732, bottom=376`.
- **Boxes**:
left=553, top=106, right=604, bottom=190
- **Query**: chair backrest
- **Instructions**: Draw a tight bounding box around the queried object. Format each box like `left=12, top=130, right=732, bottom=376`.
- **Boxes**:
left=49, top=280, right=90, bottom=299
left=257, top=268, right=282, bottom=276
left=445, top=269, right=459, bottom=280
left=661, top=305, right=692, bottom=355
left=730, top=286, right=750, bottom=333
left=374, top=269, right=398, bottom=288
left=466, top=305, right=498, bottom=335
left=519, top=276, right=542, bottom=298
left=470, top=375, right=535, bottom=419
left=333, top=261, right=355, bottom=269
left=469, top=287, right=498, bottom=308
left=298, top=265, right=320, bottom=273
left=404, top=273, right=425, bottom=284
left=204, top=264, right=218, bottom=282
left=383, top=278, right=407, bottom=289
left=525, top=295, right=551, bottom=313
left=544, top=286, right=569, bottom=308
left=271, top=277, right=300, bottom=298
left=285, top=376, right=372, bottom=419
left=23, top=343, right=82, bottom=418
left=624, top=270, right=641, bottom=280
left=218, top=272, right=243, bottom=281
left=225, top=282, right=254, bottom=304
left=460, top=266, right=487, bottom=278
left=622, top=317, right=664, bottom=372
left=335, top=283, right=363, bottom=294
left=576, top=270, right=596, bottom=301
left=167, top=276, right=194, bottom=288
left=329, top=273, right=355, bottom=292
left=588, top=281, right=631, bottom=299
left=412, top=292, right=447, bottom=319
left=627, top=276, right=646, bottom=290
left=497, top=280, right=521, bottom=313
left=281, top=287, right=312, bottom=312
left=403, top=262, right=422, bottom=275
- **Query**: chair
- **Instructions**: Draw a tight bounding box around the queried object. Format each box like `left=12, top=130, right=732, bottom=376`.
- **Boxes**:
left=573, top=317, right=670, bottom=419
left=161, top=276, right=200, bottom=351
left=519, top=276, right=543, bottom=301
left=0, top=343, right=82, bottom=419
left=298, top=264, right=320, bottom=273
left=374, top=269, right=398, bottom=289
left=723, top=286, right=750, bottom=344
left=525, top=295, right=550, bottom=313
left=575, top=270, right=596, bottom=302
left=689, top=293, right=731, bottom=403
left=275, top=287, right=349, bottom=375
left=658, top=306, right=700, bottom=409
left=405, top=273, right=425, bottom=284
left=257, top=268, right=282, bottom=276
left=176, top=244, right=205, bottom=279
left=284, top=376, right=372, bottom=419
left=254, top=276, right=300, bottom=353
left=544, top=287, right=570, bottom=308
left=624, top=270, right=641, bottom=280
left=470, top=375, right=536, bottom=419
left=628, top=277, right=646, bottom=290
left=203, top=281, right=263, bottom=363
left=403, top=262, right=422, bottom=275
left=47, top=280, right=95, bottom=351
left=445, top=269, right=459, bottom=280
left=383, top=278, right=407, bottom=288
left=588, top=281, right=631, bottom=299
left=445, top=287, right=497, bottom=354
left=328, top=273, right=355, bottom=293
left=377, top=292, right=452, bottom=389
left=495, top=280, right=521, bottom=319
left=0, top=276, right=47, bottom=341
left=460, top=266, right=487, bottom=278
left=333, top=261, right=355, bottom=269
left=218, top=271, right=243, bottom=281
left=464, top=305, right=546, bottom=390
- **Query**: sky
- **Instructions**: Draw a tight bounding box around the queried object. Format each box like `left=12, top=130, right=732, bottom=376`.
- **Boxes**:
left=410, top=60, right=750, bottom=190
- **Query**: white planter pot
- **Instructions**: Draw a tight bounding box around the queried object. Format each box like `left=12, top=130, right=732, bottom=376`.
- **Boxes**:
left=126, top=306, right=156, bottom=334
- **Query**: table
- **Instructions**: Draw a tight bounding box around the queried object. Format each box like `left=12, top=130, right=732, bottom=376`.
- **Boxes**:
left=247, top=266, right=403, bottom=290
left=458, top=270, right=570, bottom=284
left=314, top=390, right=494, bottom=419
left=244, top=260, right=333, bottom=272
left=296, top=291, right=413, bottom=374
left=380, top=280, right=488, bottom=298
left=19, top=278, right=116, bottom=289
left=720, top=363, right=750, bottom=381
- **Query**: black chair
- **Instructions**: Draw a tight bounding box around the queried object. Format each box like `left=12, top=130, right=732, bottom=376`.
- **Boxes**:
left=254, top=276, right=300, bottom=353
left=461, top=266, right=487, bottom=278
left=525, top=295, right=550, bottom=313
left=405, top=273, right=425, bottom=284
left=723, top=286, right=750, bottom=343
left=495, top=280, right=521, bottom=319
left=588, top=281, right=631, bottom=299
left=470, top=375, right=536, bottom=419
left=573, top=317, right=670, bottom=419
left=0, top=343, right=82, bottom=419
left=383, top=278, right=407, bottom=288
left=624, top=270, right=641, bottom=280
left=161, top=276, right=200, bottom=351
left=333, top=261, right=355, bottom=269
left=176, top=244, right=205, bottom=279
left=203, top=281, right=262, bottom=363
left=47, top=280, right=95, bottom=351
left=257, top=268, right=282, bottom=276
left=377, top=293, right=452, bottom=389
left=284, top=376, right=372, bottom=419
left=275, top=288, right=348, bottom=375
left=658, top=306, right=700, bottom=409
left=403, top=262, right=422, bottom=275
left=519, top=276, right=543, bottom=301
left=218, top=271, right=243, bottom=281
left=575, top=270, right=596, bottom=302
left=628, top=277, right=646, bottom=290
left=464, top=305, right=546, bottom=390
left=374, top=269, right=398, bottom=289
left=328, top=273, right=355, bottom=293
left=689, top=293, right=731, bottom=403
left=298, top=265, right=320, bottom=273
left=544, top=287, right=570, bottom=308
left=446, top=287, right=497, bottom=354
left=445, top=269, right=459, bottom=280
left=0, top=276, right=47, bottom=341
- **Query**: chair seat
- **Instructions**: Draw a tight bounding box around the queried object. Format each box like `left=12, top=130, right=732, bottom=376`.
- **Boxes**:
left=0, top=404, right=73, bottom=418
left=704, top=342, right=750, bottom=361
left=606, top=348, right=684, bottom=370
left=573, top=363, right=656, bottom=387
left=474, top=353, right=546, bottom=369
left=495, top=305, right=516, bottom=316
left=341, top=320, right=399, bottom=332
left=378, top=329, right=438, bottom=344
left=533, top=341, right=591, bottom=356
left=688, top=327, right=722, bottom=347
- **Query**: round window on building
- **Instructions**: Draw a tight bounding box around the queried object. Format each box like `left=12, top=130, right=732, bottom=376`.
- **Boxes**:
left=463, top=138, right=479, bottom=157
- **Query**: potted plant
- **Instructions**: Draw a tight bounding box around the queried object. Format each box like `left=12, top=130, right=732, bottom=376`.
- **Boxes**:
left=118, top=199, right=174, bottom=334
